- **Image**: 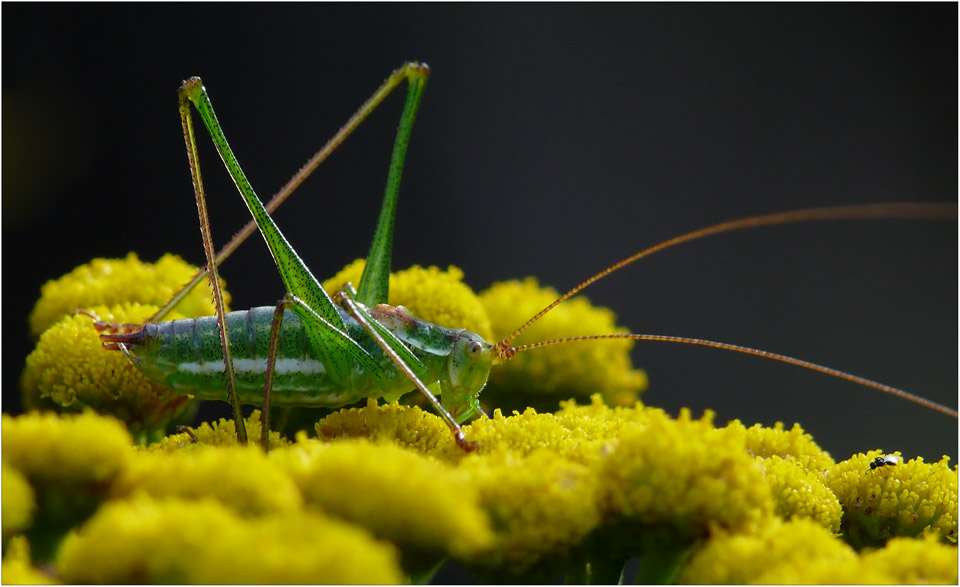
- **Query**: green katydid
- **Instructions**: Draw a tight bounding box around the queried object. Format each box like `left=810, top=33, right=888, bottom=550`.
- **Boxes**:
left=93, top=62, right=958, bottom=451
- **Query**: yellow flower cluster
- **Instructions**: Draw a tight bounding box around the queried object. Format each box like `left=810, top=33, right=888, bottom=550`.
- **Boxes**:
left=2, top=463, right=36, bottom=539
left=55, top=495, right=403, bottom=584
left=679, top=518, right=958, bottom=584
left=2, top=411, right=133, bottom=483
left=21, top=303, right=195, bottom=433
left=2, top=399, right=957, bottom=583
left=323, top=259, right=493, bottom=340
left=1, top=536, right=56, bottom=585
left=28, top=252, right=222, bottom=338
left=479, top=277, right=648, bottom=412
left=826, top=450, right=958, bottom=547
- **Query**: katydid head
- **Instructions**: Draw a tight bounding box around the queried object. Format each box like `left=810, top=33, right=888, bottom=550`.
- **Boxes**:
left=440, top=330, right=495, bottom=424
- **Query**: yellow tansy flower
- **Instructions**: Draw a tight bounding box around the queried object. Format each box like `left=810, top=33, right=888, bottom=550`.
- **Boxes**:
left=727, top=419, right=835, bottom=472
left=2, top=412, right=132, bottom=483
left=315, top=398, right=456, bottom=456
left=758, top=455, right=842, bottom=532
left=28, top=253, right=222, bottom=338
left=826, top=451, right=958, bottom=547
left=597, top=408, right=774, bottom=537
left=2, top=462, right=36, bottom=539
left=862, top=535, right=958, bottom=584
left=323, top=259, right=493, bottom=340
left=678, top=518, right=859, bottom=584
left=20, top=303, right=195, bottom=434
left=278, top=438, right=492, bottom=560
left=458, top=449, right=601, bottom=577
left=111, top=444, right=302, bottom=516
left=479, top=277, right=647, bottom=413
left=56, top=495, right=403, bottom=584
left=2, top=536, right=58, bottom=585
left=144, top=411, right=288, bottom=452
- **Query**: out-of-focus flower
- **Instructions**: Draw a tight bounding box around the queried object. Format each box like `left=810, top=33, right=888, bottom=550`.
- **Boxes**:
left=277, top=437, right=492, bottom=561
left=826, top=451, right=958, bottom=548
left=55, top=495, right=403, bottom=584
left=20, top=304, right=195, bottom=434
left=861, top=535, right=958, bottom=584
left=458, top=449, right=601, bottom=578
left=678, top=518, right=864, bottom=584
left=2, top=462, right=36, bottom=539
left=1, top=536, right=57, bottom=585
left=323, top=259, right=493, bottom=340
left=28, top=253, right=222, bottom=338
left=2, top=412, right=132, bottom=484
left=111, top=444, right=302, bottom=516
left=479, top=278, right=647, bottom=413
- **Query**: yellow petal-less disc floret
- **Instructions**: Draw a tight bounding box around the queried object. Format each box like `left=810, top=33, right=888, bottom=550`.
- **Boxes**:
left=2, top=411, right=133, bottom=484
left=55, top=495, right=403, bottom=584
left=277, top=437, right=493, bottom=560
left=826, top=451, right=958, bottom=547
left=323, top=259, right=493, bottom=340
left=2, top=462, right=36, bottom=539
left=479, top=277, right=647, bottom=413
left=1, top=536, right=57, bottom=585
left=28, top=253, right=224, bottom=338
left=315, top=398, right=456, bottom=455
left=458, top=449, right=601, bottom=577
left=757, top=455, right=843, bottom=532
left=727, top=419, right=836, bottom=473
left=597, top=408, right=774, bottom=537
left=20, top=304, right=195, bottom=433
left=861, top=534, right=958, bottom=584
left=678, top=518, right=863, bottom=584
left=111, top=444, right=303, bottom=516
left=145, top=411, right=289, bottom=452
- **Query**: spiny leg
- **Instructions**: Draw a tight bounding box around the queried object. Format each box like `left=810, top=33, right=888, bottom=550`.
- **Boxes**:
left=336, top=286, right=477, bottom=452
left=153, top=63, right=431, bottom=323
left=179, top=80, right=247, bottom=443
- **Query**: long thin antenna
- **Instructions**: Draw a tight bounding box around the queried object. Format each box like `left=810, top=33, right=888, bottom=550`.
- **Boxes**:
left=495, top=202, right=956, bottom=353
left=501, top=334, right=958, bottom=418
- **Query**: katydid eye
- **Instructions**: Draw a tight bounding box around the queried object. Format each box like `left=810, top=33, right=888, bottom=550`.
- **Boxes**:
left=468, top=341, right=482, bottom=355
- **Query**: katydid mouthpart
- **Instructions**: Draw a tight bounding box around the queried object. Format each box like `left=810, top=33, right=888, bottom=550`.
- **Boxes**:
left=91, top=63, right=957, bottom=452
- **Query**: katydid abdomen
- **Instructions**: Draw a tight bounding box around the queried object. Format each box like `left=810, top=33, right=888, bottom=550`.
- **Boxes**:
left=110, top=305, right=455, bottom=409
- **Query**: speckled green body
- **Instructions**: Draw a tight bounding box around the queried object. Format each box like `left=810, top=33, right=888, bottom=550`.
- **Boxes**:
left=127, top=305, right=471, bottom=409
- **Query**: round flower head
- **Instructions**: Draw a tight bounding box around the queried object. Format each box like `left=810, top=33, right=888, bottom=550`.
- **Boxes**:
left=145, top=411, right=288, bottom=452
left=826, top=451, right=958, bottom=547
left=2, top=463, right=36, bottom=539
left=2, top=411, right=132, bottom=484
left=28, top=253, right=223, bottom=338
left=758, top=455, right=842, bottom=532
left=315, top=399, right=455, bottom=456
left=596, top=408, right=774, bottom=538
left=1, top=536, right=56, bottom=585
left=457, top=449, right=601, bottom=578
left=56, top=495, right=403, bottom=584
left=20, top=303, right=195, bottom=435
left=678, top=518, right=859, bottom=584
left=279, top=438, right=493, bottom=561
left=111, top=444, right=302, bottom=516
left=479, top=278, right=647, bottom=413
left=726, top=419, right=836, bottom=473
left=861, top=534, right=958, bottom=584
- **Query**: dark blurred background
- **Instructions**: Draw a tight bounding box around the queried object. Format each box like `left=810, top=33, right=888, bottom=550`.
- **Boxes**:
left=4, top=5, right=956, bottom=464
